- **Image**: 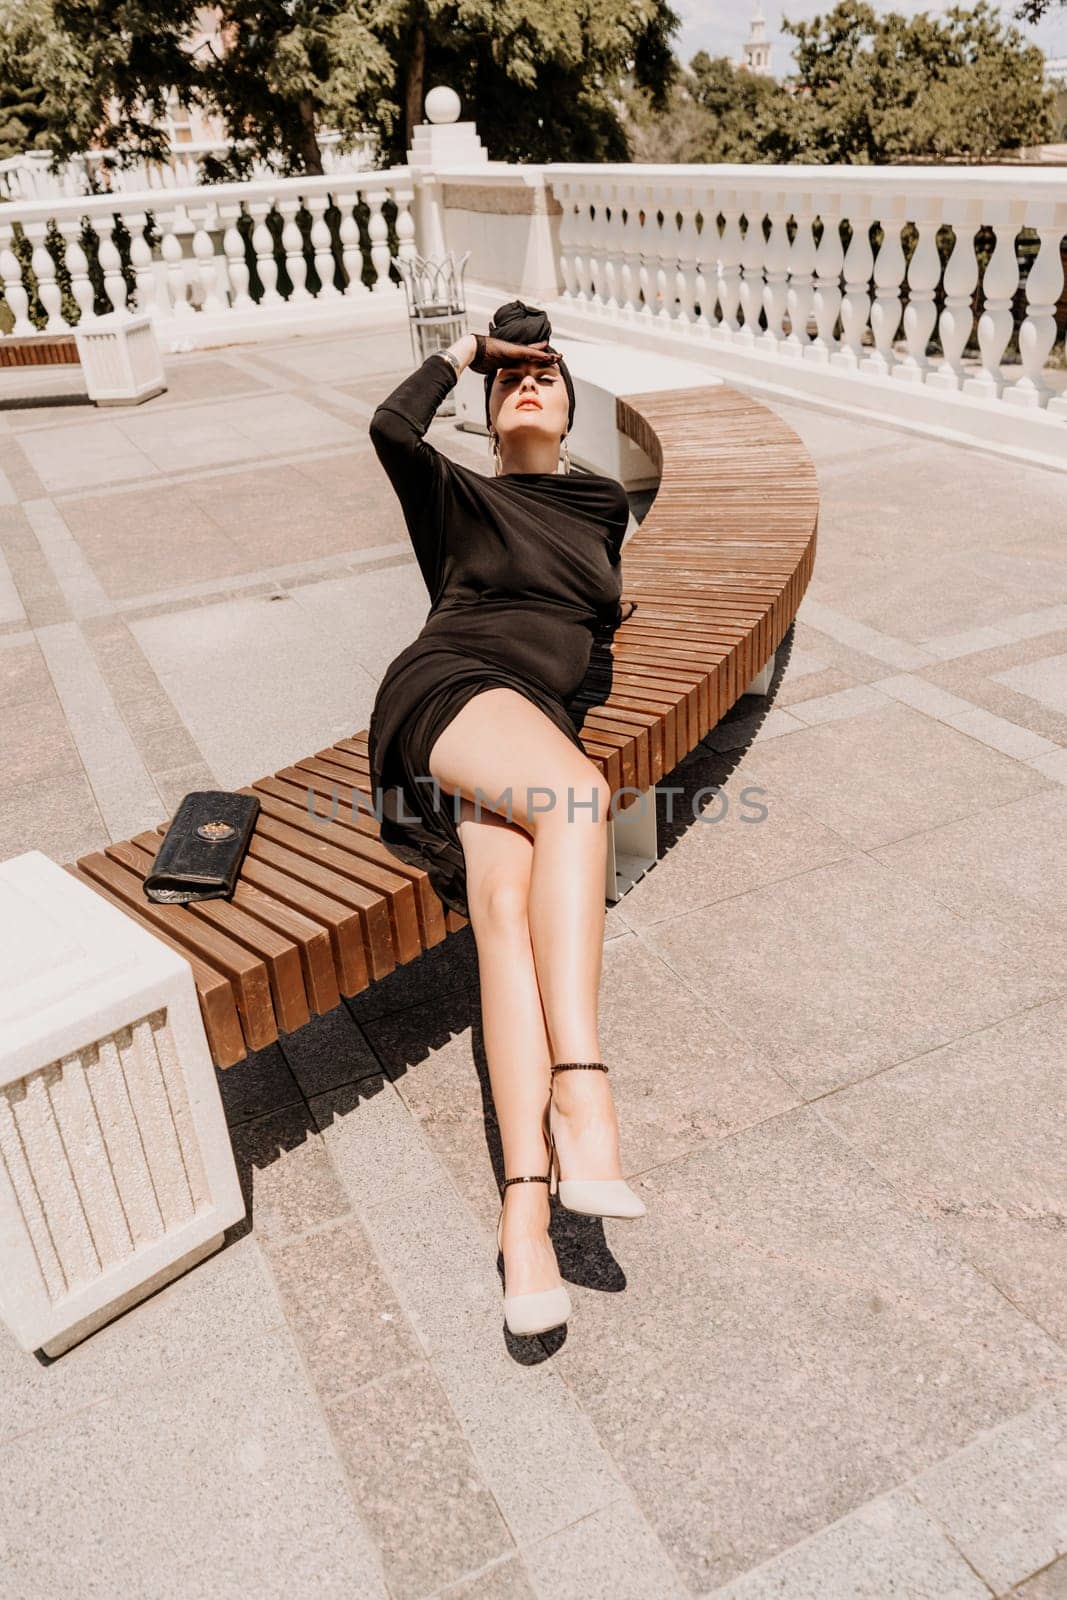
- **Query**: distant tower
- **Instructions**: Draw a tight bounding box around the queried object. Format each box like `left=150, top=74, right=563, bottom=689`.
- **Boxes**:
left=741, top=4, right=772, bottom=77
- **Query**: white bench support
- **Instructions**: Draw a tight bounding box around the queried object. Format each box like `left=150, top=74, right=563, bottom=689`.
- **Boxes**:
left=606, top=787, right=658, bottom=902
left=0, top=852, right=245, bottom=1358
left=743, top=651, right=777, bottom=697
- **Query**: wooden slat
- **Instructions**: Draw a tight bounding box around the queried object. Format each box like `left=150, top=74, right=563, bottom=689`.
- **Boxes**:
left=56, top=379, right=817, bottom=1070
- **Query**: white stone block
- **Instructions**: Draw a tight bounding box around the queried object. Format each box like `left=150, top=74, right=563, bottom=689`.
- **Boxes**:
left=72, top=311, right=167, bottom=406
left=0, top=851, right=246, bottom=1358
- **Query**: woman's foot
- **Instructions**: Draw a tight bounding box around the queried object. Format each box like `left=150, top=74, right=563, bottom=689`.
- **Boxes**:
left=497, top=1177, right=566, bottom=1299
left=547, top=1064, right=647, bottom=1219
left=549, top=1065, right=626, bottom=1181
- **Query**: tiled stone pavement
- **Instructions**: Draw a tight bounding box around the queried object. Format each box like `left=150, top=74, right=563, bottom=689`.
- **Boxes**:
left=1, top=320, right=1065, bottom=1598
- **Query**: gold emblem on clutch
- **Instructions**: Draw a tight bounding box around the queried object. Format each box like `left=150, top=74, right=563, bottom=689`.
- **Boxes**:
left=197, top=820, right=236, bottom=841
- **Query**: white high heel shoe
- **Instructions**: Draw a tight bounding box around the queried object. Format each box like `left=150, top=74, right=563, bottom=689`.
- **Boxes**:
left=547, top=1063, right=647, bottom=1219
left=496, top=1172, right=572, bottom=1337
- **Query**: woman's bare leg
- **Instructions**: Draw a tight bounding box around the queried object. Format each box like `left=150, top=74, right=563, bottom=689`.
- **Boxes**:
left=454, top=794, right=559, bottom=1296
left=429, top=688, right=626, bottom=1187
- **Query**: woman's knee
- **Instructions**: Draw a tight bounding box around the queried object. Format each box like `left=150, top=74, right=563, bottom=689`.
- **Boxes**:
left=530, top=764, right=612, bottom=831
left=467, top=870, right=532, bottom=934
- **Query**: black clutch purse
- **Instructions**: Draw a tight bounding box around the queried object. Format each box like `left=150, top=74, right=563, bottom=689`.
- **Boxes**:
left=143, top=791, right=260, bottom=905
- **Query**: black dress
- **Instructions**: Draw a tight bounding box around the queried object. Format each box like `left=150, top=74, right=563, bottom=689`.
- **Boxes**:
left=366, top=350, right=637, bottom=921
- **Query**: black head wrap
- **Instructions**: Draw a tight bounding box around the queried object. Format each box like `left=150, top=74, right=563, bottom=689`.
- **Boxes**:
left=483, top=299, right=576, bottom=435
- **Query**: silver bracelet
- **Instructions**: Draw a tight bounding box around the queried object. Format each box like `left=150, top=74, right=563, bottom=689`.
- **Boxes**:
left=437, top=349, right=463, bottom=377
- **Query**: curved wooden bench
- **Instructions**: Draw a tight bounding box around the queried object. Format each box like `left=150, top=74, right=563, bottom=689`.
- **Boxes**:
left=63, top=382, right=818, bottom=1069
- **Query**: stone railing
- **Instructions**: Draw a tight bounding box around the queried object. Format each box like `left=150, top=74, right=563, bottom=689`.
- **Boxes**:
left=0, top=132, right=376, bottom=202
left=0, top=169, right=417, bottom=349
left=0, top=116, right=1064, bottom=465
left=434, top=161, right=1067, bottom=469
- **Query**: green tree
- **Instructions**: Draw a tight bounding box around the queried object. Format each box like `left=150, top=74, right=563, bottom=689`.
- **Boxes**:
left=4, top=0, right=681, bottom=177
left=778, top=0, right=1056, bottom=162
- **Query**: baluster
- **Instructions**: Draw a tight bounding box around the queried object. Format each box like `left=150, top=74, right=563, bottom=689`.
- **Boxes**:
left=307, top=191, right=341, bottom=299
left=894, top=208, right=941, bottom=384
left=191, top=200, right=227, bottom=313
left=96, top=216, right=128, bottom=317
left=556, top=182, right=579, bottom=304
left=674, top=194, right=702, bottom=334
left=927, top=211, right=979, bottom=392
left=221, top=202, right=254, bottom=311
left=365, top=190, right=391, bottom=291
left=334, top=187, right=366, bottom=298
left=782, top=201, right=816, bottom=358
left=126, top=212, right=160, bottom=318
left=575, top=189, right=597, bottom=309
left=585, top=194, right=610, bottom=315
left=652, top=200, right=676, bottom=327
left=0, top=227, right=34, bottom=334
left=393, top=187, right=417, bottom=264
left=279, top=196, right=312, bottom=302
left=736, top=200, right=766, bottom=348
left=25, top=221, right=63, bottom=331
left=248, top=199, right=283, bottom=308
left=713, top=198, right=743, bottom=341
left=158, top=213, right=192, bottom=319
left=760, top=199, right=791, bottom=352
left=831, top=207, right=875, bottom=370
left=619, top=187, right=644, bottom=323
left=962, top=217, right=1020, bottom=401
left=862, top=211, right=907, bottom=376
left=600, top=187, right=624, bottom=317
left=1003, top=221, right=1062, bottom=410
left=58, top=220, right=96, bottom=324
left=810, top=212, right=842, bottom=362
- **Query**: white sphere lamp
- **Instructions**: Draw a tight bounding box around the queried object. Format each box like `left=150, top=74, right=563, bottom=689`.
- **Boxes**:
left=424, top=86, right=461, bottom=124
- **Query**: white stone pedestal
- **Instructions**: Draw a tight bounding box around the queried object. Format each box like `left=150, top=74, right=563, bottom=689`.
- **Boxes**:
left=72, top=311, right=167, bottom=405
left=0, top=852, right=245, bottom=1358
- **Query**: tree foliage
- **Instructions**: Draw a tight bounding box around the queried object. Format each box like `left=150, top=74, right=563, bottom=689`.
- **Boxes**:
left=624, top=0, right=1056, bottom=165
left=1, top=0, right=681, bottom=176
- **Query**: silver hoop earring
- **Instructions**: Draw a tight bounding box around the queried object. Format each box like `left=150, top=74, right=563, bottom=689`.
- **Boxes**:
left=560, top=436, right=571, bottom=475
left=490, top=432, right=503, bottom=477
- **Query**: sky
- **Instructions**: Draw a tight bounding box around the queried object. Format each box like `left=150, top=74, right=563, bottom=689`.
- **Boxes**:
left=672, top=0, right=1067, bottom=73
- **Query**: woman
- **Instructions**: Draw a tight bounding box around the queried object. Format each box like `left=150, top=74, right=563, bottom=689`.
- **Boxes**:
left=367, top=299, right=645, bottom=1339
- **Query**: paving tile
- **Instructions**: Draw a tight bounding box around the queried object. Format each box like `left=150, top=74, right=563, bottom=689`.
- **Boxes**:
left=0, top=1320, right=389, bottom=1598
left=215, top=1042, right=304, bottom=1127
left=819, top=996, right=1067, bottom=1343
left=1012, top=1555, right=1067, bottom=1599
left=0, top=1236, right=283, bottom=1448
left=0, top=638, right=51, bottom=711
left=869, top=786, right=1067, bottom=930
left=910, top=1387, right=1067, bottom=1595
left=16, top=419, right=159, bottom=492
left=129, top=590, right=378, bottom=788
left=267, top=1219, right=421, bottom=1404
left=943, top=705, right=1060, bottom=760
left=735, top=700, right=1048, bottom=851
left=523, top=1495, right=687, bottom=1600
left=434, top=1559, right=537, bottom=1598
left=311, top=1079, right=629, bottom=1542
left=278, top=1004, right=382, bottom=1098
left=228, top=1098, right=352, bottom=1243
left=326, top=1361, right=513, bottom=1598
left=552, top=1109, right=1067, bottom=1594
left=60, top=485, right=254, bottom=600
left=704, top=1488, right=990, bottom=1600
left=785, top=682, right=893, bottom=725
left=994, top=655, right=1067, bottom=719
left=642, top=850, right=1065, bottom=1097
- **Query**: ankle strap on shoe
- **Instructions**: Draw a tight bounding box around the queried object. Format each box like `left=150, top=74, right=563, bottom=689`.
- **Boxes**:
left=551, top=1062, right=609, bottom=1073
left=501, top=1173, right=550, bottom=1190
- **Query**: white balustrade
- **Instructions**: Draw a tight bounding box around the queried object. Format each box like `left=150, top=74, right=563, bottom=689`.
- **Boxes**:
left=0, top=168, right=411, bottom=351
left=0, top=147, right=1062, bottom=460
left=539, top=162, right=1066, bottom=462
